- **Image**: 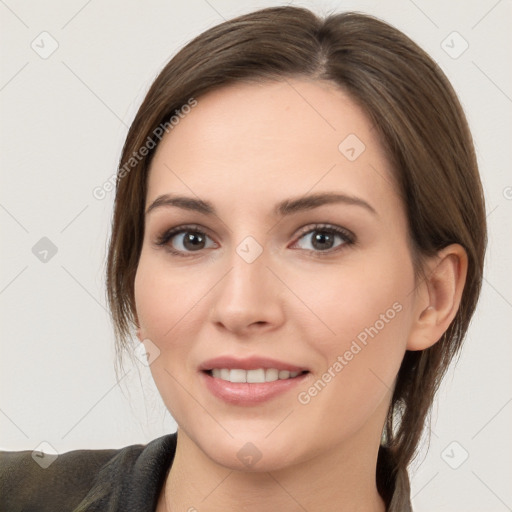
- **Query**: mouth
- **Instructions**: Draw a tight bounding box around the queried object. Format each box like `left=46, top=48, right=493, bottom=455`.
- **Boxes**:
left=203, top=368, right=309, bottom=383
left=199, top=357, right=311, bottom=405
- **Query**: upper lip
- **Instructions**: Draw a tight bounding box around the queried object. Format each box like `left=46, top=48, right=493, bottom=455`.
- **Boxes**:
left=199, top=356, right=309, bottom=372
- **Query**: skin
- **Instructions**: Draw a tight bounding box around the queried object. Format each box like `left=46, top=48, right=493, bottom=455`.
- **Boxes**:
left=134, top=78, right=467, bottom=511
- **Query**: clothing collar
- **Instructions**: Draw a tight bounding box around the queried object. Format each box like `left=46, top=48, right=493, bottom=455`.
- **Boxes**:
left=74, top=432, right=177, bottom=511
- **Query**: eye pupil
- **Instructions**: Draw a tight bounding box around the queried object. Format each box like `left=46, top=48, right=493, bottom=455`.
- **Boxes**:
left=312, top=231, right=334, bottom=250
left=183, top=232, right=205, bottom=250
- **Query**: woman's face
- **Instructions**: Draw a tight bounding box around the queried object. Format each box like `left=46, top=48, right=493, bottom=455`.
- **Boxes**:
left=134, top=79, right=419, bottom=471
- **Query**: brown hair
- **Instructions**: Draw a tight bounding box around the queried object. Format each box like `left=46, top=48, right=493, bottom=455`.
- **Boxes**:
left=105, top=6, right=486, bottom=509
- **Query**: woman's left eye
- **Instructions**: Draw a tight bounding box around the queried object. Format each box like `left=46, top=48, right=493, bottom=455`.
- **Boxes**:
left=291, top=224, right=354, bottom=255
left=155, top=223, right=354, bottom=257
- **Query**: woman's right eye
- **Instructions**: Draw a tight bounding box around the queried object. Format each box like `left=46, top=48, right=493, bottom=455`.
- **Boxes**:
left=155, top=225, right=216, bottom=256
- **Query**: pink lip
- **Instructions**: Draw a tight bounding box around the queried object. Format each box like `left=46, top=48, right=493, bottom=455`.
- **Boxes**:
left=200, top=370, right=309, bottom=406
left=198, top=356, right=311, bottom=406
left=199, top=355, right=308, bottom=372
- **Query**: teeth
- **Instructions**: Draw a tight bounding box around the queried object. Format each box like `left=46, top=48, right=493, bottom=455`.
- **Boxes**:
left=265, top=368, right=279, bottom=382
left=247, top=369, right=265, bottom=383
left=230, top=369, right=247, bottom=383
left=210, top=368, right=302, bottom=383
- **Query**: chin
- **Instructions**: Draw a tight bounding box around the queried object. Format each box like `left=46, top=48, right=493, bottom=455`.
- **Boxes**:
left=194, top=432, right=301, bottom=472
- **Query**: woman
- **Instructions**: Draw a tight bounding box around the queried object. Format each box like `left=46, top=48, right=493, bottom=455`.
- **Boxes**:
left=0, top=5, right=486, bottom=511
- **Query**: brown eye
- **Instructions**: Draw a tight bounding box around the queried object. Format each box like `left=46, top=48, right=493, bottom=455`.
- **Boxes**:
left=174, top=231, right=209, bottom=251
left=156, top=225, right=216, bottom=256
left=292, top=224, right=354, bottom=254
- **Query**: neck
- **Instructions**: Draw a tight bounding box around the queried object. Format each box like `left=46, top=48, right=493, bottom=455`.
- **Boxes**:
left=159, top=422, right=387, bottom=512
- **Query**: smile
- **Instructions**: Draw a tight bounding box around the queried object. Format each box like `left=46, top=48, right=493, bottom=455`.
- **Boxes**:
left=207, top=368, right=304, bottom=383
left=199, top=356, right=311, bottom=405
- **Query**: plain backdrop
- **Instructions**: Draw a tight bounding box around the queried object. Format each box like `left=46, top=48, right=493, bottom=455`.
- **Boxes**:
left=1, top=1, right=511, bottom=511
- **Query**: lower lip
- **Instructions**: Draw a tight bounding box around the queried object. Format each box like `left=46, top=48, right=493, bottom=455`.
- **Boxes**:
left=200, top=371, right=309, bottom=406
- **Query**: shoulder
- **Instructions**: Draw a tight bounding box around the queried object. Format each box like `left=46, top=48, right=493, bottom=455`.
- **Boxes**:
left=0, top=433, right=177, bottom=512
left=0, top=445, right=123, bottom=511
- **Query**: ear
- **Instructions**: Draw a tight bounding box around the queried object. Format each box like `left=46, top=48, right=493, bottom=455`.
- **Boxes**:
left=407, top=244, right=468, bottom=351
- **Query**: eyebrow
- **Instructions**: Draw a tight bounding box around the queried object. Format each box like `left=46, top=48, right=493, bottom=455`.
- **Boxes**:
left=145, top=191, right=377, bottom=217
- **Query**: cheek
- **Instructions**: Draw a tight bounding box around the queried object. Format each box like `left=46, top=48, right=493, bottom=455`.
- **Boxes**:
left=134, top=256, right=201, bottom=418
left=297, top=251, right=413, bottom=346
left=291, top=270, right=413, bottom=445
left=134, top=252, right=197, bottom=340
left=296, top=247, right=414, bottom=393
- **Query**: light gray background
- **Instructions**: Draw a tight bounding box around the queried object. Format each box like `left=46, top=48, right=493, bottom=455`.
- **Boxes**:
left=1, top=1, right=511, bottom=510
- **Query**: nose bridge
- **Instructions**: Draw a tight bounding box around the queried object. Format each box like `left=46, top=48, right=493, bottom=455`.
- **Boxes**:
left=209, top=233, right=282, bottom=332
left=222, top=234, right=271, bottom=306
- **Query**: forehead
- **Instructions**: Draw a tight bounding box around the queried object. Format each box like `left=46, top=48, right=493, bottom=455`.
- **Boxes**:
left=147, top=78, right=402, bottom=220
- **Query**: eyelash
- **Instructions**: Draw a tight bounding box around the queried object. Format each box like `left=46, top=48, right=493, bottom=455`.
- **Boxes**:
left=154, top=223, right=356, bottom=258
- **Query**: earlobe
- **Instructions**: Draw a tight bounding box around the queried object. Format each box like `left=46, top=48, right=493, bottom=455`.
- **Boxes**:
left=407, top=244, right=468, bottom=351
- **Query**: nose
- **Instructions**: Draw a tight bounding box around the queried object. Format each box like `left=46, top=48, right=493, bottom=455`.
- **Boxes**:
left=209, top=244, right=285, bottom=336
